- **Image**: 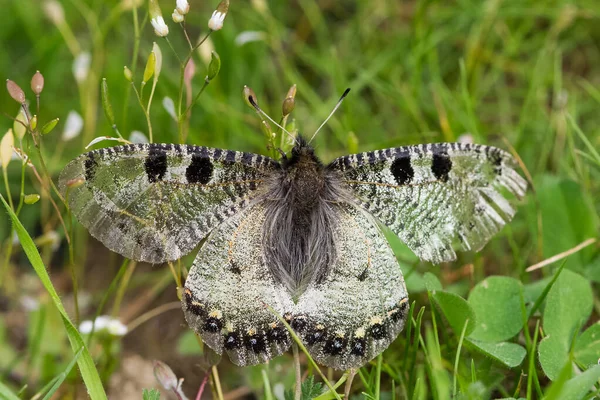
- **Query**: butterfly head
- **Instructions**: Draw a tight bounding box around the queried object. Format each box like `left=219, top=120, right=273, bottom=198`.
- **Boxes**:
left=283, top=135, right=322, bottom=170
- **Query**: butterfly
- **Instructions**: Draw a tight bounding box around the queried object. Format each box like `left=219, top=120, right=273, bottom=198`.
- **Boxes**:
left=59, top=136, right=526, bottom=370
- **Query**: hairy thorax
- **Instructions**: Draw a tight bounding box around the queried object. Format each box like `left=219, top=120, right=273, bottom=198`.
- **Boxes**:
left=261, top=148, right=349, bottom=300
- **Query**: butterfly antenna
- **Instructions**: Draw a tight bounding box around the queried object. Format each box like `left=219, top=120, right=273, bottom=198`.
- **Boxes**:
left=247, top=94, right=298, bottom=145
left=308, top=88, right=351, bottom=144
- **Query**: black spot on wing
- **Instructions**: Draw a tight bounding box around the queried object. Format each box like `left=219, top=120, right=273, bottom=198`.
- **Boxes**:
left=144, top=148, right=168, bottom=183
left=323, top=335, right=347, bottom=356
left=84, top=153, right=98, bottom=181
left=369, top=323, right=386, bottom=340
left=431, top=153, right=452, bottom=182
left=203, top=316, right=222, bottom=332
left=488, top=150, right=503, bottom=175
left=350, top=338, right=366, bottom=356
left=245, top=333, right=266, bottom=353
left=267, top=326, right=288, bottom=343
left=224, top=332, right=242, bottom=350
left=186, top=154, right=213, bottom=184
left=390, top=155, right=414, bottom=185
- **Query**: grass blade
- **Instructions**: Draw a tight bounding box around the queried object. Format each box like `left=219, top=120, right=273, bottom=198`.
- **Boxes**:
left=0, top=193, right=107, bottom=399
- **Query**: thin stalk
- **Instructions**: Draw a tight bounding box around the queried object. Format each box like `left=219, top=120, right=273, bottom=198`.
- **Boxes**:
left=292, top=342, right=302, bottom=400
left=122, top=4, right=141, bottom=132
left=111, top=261, right=137, bottom=317
left=211, top=366, right=224, bottom=400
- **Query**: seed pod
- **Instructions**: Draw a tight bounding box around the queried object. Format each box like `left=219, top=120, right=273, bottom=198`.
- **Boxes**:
left=123, top=66, right=133, bottom=82
left=24, top=194, right=41, bottom=205
left=207, top=51, right=221, bottom=81
left=101, top=79, right=116, bottom=127
left=243, top=86, right=258, bottom=108
left=30, top=115, right=38, bottom=130
left=41, top=118, right=60, bottom=135
left=31, top=71, right=44, bottom=95
left=6, top=80, right=25, bottom=104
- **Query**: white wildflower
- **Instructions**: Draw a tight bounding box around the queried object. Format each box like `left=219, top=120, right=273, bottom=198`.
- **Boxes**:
left=176, top=0, right=189, bottom=15
left=151, top=16, right=169, bottom=37
left=43, top=0, right=65, bottom=25
left=106, top=319, right=128, bottom=336
left=62, top=111, right=83, bottom=141
left=172, top=9, right=184, bottom=23
left=79, top=315, right=127, bottom=337
left=208, top=10, right=226, bottom=31
left=72, top=52, right=91, bottom=83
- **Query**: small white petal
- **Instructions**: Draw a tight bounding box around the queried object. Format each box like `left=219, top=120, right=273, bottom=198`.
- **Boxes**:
left=73, top=52, right=91, bottom=83
left=106, top=319, right=128, bottom=336
left=172, top=10, right=184, bottom=23
left=235, top=31, right=266, bottom=46
left=176, top=0, right=189, bottom=15
left=94, top=315, right=110, bottom=330
left=162, top=97, right=177, bottom=120
left=20, top=296, right=40, bottom=312
left=129, top=131, right=149, bottom=144
left=62, top=111, right=83, bottom=141
left=151, top=16, right=169, bottom=37
left=208, top=11, right=226, bottom=31
left=79, top=320, right=94, bottom=334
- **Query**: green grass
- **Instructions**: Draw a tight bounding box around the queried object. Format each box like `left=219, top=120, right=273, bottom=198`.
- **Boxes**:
left=1, top=0, right=600, bottom=398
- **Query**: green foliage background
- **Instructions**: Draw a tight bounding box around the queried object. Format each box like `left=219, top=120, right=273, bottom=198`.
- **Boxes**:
left=0, top=0, right=599, bottom=399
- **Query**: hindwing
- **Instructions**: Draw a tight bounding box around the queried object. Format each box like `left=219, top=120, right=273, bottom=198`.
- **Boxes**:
left=183, top=203, right=408, bottom=370
left=59, top=144, right=278, bottom=263
left=330, top=143, right=527, bottom=264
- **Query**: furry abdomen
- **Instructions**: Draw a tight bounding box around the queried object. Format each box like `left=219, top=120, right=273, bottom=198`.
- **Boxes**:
left=262, top=157, right=351, bottom=299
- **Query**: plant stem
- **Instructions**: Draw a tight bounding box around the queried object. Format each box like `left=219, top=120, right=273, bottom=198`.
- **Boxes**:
left=293, top=342, right=302, bottom=400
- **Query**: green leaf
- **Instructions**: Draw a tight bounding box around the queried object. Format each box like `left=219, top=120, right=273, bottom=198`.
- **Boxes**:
left=550, top=364, right=600, bottom=400
left=539, top=269, right=593, bottom=380
left=0, top=194, right=107, bottom=399
left=574, top=322, right=600, bottom=368
left=284, top=376, right=324, bottom=400
left=544, top=269, right=592, bottom=342
left=538, top=335, right=570, bottom=381
left=0, top=381, right=21, bottom=400
left=467, top=339, right=527, bottom=368
left=142, top=389, right=161, bottom=400
left=467, top=276, right=523, bottom=342
left=532, top=176, right=598, bottom=269
left=424, top=272, right=442, bottom=292
left=432, top=291, right=476, bottom=336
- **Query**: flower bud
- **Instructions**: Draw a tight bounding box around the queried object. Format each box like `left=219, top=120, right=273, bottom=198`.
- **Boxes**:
left=1, top=129, right=14, bottom=171
left=6, top=80, right=26, bottom=104
left=41, top=118, right=60, bottom=135
left=282, top=84, right=297, bottom=117
left=153, top=360, right=178, bottom=391
left=206, top=51, right=221, bottom=81
left=24, top=194, right=41, bottom=205
left=30, top=115, right=38, bottom=130
left=152, top=42, right=163, bottom=83
left=151, top=16, right=169, bottom=37
left=172, top=9, right=184, bottom=23
left=66, top=178, right=85, bottom=188
left=208, top=0, right=229, bottom=31
left=176, top=0, right=189, bottom=15
left=13, top=110, right=27, bottom=140
left=123, top=66, right=133, bottom=81
left=31, top=71, right=44, bottom=95
left=243, top=86, right=258, bottom=108
left=143, top=51, right=156, bottom=84
left=101, top=79, right=116, bottom=127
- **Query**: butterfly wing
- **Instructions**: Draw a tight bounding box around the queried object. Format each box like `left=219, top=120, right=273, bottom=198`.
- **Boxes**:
left=292, top=204, right=409, bottom=370
left=183, top=204, right=294, bottom=366
left=59, top=144, right=278, bottom=263
left=330, top=143, right=527, bottom=264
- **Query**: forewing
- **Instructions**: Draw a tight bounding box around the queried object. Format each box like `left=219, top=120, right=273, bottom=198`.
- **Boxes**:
left=292, top=204, right=409, bottom=370
left=183, top=205, right=295, bottom=366
left=330, top=143, right=527, bottom=264
left=59, top=144, right=278, bottom=263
